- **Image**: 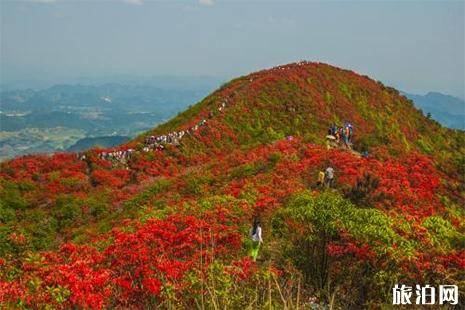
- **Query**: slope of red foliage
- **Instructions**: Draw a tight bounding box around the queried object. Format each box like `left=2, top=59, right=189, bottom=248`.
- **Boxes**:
left=1, top=62, right=463, bottom=308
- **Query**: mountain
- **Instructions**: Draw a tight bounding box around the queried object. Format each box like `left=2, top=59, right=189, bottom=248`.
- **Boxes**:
left=66, top=135, right=131, bottom=152
left=403, top=91, right=465, bottom=129
left=1, top=62, right=464, bottom=309
left=0, top=83, right=208, bottom=114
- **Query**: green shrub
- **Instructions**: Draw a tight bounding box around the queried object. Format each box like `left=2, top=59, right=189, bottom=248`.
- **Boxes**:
left=182, top=174, right=213, bottom=196
left=415, top=138, right=433, bottom=154
left=0, top=180, right=28, bottom=211
left=423, top=216, right=465, bottom=251
left=52, top=194, right=82, bottom=230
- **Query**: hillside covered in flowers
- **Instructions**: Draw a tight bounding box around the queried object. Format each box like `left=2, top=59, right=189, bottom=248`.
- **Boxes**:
left=1, top=62, right=464, bottom=308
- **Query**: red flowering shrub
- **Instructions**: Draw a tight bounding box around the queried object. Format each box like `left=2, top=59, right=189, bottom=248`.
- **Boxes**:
left=0, top=211, right=243, bottom=308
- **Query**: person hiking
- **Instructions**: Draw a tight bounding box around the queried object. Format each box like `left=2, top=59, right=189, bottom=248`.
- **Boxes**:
left=336, top=127, right=342, bottom=144
left=249, top=218, right=263, bottom=261
left=329, top=124, right=337, bottom=136
left=343, top=125, right=350, bottom=148
left=317, top=170, right=325, bottom=187
left=347, top=123, right=353, bottom=143
left=324, top=166, right=334, bottom=188
left=327, top=125, right=334, bottom=137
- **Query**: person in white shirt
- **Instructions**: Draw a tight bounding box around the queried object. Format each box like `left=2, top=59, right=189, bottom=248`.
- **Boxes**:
left=324, top=166, right=334, bottom=188
left=249, top=218, right=263, bottom=261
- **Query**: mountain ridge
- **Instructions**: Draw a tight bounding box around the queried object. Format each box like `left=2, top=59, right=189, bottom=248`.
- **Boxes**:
left=402, top=91, right=465, bottom=130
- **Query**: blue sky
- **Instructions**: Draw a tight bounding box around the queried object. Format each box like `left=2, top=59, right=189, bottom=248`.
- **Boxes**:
left=1, top=0, right=464, bottom=98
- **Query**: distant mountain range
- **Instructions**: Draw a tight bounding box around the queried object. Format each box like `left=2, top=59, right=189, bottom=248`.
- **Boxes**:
left=0, top=75, right=225, bottom=92
left=66, top=135, right=131, bottom=152
left=402, top=91, right=464, bottom=130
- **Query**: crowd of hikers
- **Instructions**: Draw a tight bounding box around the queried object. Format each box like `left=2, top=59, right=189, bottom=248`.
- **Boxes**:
left=142, top=119, right=208, bottom=152
left=326, top=122, right=353, bottom=150
left=143, top=130, right=185, bottom=151
left=80, top=99, right=230, bottom=165
left=140, top=100, right=229, bottom=153
left=77, top=149, right=135, bottom=166
left=269, top=60, right=311, bottom=72
left=98, top=149, right=136, bottom=161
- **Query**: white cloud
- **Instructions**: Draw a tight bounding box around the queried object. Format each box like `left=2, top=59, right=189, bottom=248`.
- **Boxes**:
left=199, top=0, right=214, bottom=6
left=123, top=0, right=144, bottom=5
